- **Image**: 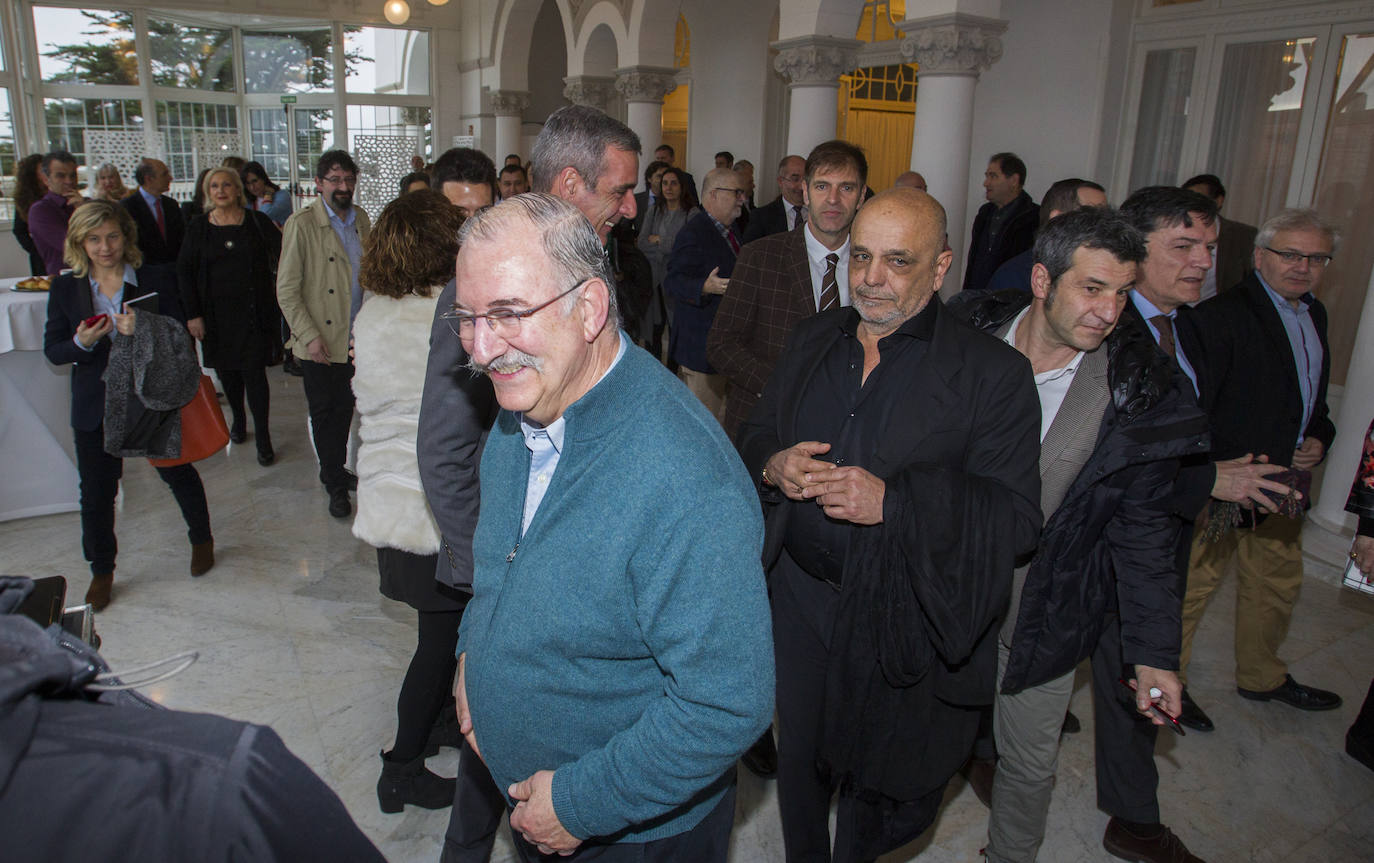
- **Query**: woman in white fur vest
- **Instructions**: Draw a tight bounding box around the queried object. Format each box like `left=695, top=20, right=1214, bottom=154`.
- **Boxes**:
left=352, top=189, right=468, bottom=813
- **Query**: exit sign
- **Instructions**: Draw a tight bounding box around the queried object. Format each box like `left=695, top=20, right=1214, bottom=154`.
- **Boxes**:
left=280, top=95, right=297, bottom=104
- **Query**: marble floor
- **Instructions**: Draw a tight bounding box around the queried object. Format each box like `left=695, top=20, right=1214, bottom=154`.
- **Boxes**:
left=2, top=371, right=1372, bottom=863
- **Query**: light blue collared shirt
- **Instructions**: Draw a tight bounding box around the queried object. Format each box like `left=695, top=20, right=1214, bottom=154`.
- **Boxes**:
left=1131, top=291, right=1198, bottom=397
left=518, top=332, right=629, bottom=535
left=325, top=203, right=364, bottom=325
left=74, top=265, right=139, bottom=352
left=1257, top=273, right=1322, bottom=445
left=138, top=186, right=161, bottom=218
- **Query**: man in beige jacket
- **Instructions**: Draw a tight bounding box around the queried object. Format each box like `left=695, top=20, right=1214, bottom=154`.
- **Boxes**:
left=277, top=149, right=372, bottom=518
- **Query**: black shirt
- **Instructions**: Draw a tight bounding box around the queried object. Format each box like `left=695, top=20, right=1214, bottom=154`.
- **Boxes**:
left=781, top=301, right=937, bottom=586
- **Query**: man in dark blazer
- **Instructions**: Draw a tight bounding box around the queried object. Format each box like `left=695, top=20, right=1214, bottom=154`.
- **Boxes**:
left=1174, top=207, right=1342, bottom=726
left=1117, top=186, right=1299, bottom=735
left=1183, top=173, right=1258, bottom=297
left=958, top=210, right=1210, bottom=863
left=963, top=152, right=1039, bottom=294
left=630, top=159, right=668, bottom=236
left=664, top=166, right=744, bottom=421
left=708, top=141, right=865, bottom=440
left=742, top=154, right=806, bottom=244
left=736, top=188, right=1041, bottom=862
left=121, top=159, right=185, bottom=268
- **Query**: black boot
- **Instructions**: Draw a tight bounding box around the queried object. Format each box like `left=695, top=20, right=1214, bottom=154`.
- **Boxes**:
left=423, top=702, right=463, bottom=757
left=377, top=749, right=456, bottom=813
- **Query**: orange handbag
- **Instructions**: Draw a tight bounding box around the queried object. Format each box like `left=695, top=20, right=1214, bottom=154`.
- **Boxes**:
left=148, top=375, right=229, bottom=467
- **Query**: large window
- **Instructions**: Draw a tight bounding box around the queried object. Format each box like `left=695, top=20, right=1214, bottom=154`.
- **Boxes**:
left=1128, top=48, right=1195, bottom=191
left=14, top=8, right=432, bottom=211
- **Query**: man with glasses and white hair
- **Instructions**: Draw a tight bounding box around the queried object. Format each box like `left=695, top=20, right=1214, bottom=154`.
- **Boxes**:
left=1173, top=207, right=1342, bottom=727
left=448, top=193, right=773, bottom=861
left=664, top=166, right=748, bottom=420
left=277, top=149, right=371, bottom=518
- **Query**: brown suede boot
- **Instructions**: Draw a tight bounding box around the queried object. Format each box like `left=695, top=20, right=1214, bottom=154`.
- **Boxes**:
left=190, top=540, right=215, bottom=576
left=86, top=573, right=113, bottom=611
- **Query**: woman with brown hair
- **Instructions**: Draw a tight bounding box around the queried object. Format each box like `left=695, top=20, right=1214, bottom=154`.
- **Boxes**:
left=352, top=188, right=469, bottom=812
left=13, top=153, right=49, bottom=276
left=43, top=201, right=214, bottom=610
left=177, top=167, right=282, bottom=465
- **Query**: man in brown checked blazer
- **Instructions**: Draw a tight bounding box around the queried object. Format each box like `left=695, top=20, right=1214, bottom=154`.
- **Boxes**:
left=707, top=140, right=867, bottom=440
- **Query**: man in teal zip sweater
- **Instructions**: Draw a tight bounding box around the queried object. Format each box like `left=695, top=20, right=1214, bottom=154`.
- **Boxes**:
left=450, top=192, right=774, bottom=860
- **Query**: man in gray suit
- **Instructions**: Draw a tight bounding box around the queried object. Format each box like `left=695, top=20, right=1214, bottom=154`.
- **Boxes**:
left=957, top=209, right=1210, bottom=863
left=418, top=104, right=641, bottom=863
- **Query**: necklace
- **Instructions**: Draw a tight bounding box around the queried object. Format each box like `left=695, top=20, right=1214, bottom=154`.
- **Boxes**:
left=210, top=208, right=244, bottom=249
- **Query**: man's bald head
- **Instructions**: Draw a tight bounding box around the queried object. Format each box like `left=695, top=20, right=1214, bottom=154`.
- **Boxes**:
left=848, top=188, right=952, bottom=335
left=893, top=171, right=927, bottom=192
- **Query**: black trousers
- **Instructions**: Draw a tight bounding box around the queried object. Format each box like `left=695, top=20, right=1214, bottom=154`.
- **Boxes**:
left=73, top=426, right=212, bottom=576
left=299, top=359, right=354, bottom=492
left=508, top=781, right=736, bottom=863
left=1088, top=614, right=1162, bottom=824
left=440, top=741, right=506, bottom=863
left=217, top=366, right=271, bottom=448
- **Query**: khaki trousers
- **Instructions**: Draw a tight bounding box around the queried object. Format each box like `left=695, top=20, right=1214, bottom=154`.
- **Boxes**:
left=1178, top=514, right=1304, bottom=691
left=676, top=367, right=727, bottom=424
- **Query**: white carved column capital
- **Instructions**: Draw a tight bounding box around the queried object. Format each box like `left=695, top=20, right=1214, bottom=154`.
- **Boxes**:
left=490, top=90, right=530, bottom=116
left=562, top=76, right=617, bottom=110
left=898, top=13, right=1007, bottom=78
left=770, top=35, right=861, bottom=88
left=613, top=66, right=679, bottom=104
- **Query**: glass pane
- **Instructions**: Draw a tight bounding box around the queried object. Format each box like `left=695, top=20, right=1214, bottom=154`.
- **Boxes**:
left=296, top=107, right=335, bottom=188
left=1129, top=48, right=1195, bottom=191
left=345, top=104, right=431, bottom=157
left=244, top=26, right=334, bottom=94
left=250, top=107, right=291, bottom=181
left=43, top=97, right=145, bottom=163
left=1312, top=32, right=1374, bottom=387
left=155, top=101, right=239, bottom=198
left=34, top=7, right=139, bottom=85
left=1206, top=37, right=1317, bottom=226
left=345, top=26, right=430, bottom=96
left=0, top=90, right=12, bottom=221
left=149, top=18, right=235, bottom=92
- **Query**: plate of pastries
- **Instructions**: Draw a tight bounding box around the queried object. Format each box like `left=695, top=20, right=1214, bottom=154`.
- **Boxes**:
left=13, top=276, right=51, bottom=292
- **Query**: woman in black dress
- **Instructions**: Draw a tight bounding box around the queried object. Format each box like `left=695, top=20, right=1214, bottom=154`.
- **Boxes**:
left=177, top=167, right=282, bottom=465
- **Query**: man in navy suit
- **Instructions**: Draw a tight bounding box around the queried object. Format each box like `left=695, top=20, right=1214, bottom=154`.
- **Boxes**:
left=121, top=159, right=185, bottom=268
left=664, top=167, right=746, bottom=421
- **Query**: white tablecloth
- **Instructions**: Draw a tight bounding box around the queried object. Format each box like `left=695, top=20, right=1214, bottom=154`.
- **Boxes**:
left=0, top=278, right=80, bottom=522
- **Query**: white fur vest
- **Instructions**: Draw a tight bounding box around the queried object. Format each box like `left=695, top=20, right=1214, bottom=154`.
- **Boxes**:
left=350, top=292, right=442, bottom=554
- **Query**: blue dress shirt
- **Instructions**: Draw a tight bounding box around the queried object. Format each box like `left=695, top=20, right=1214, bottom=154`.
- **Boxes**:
left=1257, top=274, right=1322, bottom=445
left=1131, top=291, right=1198, bottom=397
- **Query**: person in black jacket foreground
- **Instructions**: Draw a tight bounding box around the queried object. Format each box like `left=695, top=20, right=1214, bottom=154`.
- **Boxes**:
left=0, top=576, right=385, bottom=863
left=953, top=209, right=1210, bottom=863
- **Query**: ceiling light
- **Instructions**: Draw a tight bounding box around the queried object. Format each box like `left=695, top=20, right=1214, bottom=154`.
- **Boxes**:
left=383, top=0, right=410, bottom=25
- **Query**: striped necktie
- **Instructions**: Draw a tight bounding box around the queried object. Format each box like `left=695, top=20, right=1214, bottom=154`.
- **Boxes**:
left=818, top=253, right=839, bottom=311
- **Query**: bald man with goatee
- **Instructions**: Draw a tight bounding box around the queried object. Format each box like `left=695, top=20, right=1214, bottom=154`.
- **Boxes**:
left=737, top=188, right=1042, bottom=862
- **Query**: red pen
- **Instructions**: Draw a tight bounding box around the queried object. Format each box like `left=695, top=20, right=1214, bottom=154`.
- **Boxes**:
left=1119, top=678, right=1185, bottom=736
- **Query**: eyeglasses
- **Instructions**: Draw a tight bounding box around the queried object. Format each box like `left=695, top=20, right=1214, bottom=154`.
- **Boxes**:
left=320, top=174, right=357, bottom=187
left=440, top=281, right=587, bottom=340
left=711, top=187, right=747, bottom=198
left=1264, top=247, right=1333, bottom=268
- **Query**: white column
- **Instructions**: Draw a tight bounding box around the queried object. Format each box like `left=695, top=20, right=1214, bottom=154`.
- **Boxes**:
left=614, top=67, right=679, bottom=154
left=562, top=76, right=617, bottom=112
left=490, top=90, right=530, bottom=162
left=899, top=13, right=1007, bottom=295
left=772, top=36, right=861, bottom=157
left=1311, top=269, right=1374, bottom=532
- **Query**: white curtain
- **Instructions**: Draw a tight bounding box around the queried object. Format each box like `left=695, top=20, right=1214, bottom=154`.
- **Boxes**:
left=1128, top=47, right=1195, bottom=192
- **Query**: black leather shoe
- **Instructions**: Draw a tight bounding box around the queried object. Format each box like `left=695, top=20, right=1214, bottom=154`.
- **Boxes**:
left=257, top=449, right=275, bottom=466
left=740, top=729, right=777, bottom=779
left=1237, top=674, right=1342, bottom=711
left=1103, top=818, right=1204, bottom=863
left=328, top=488, right=351, bottom=518
left=1061, top=709, right=1081, bottom=735
left=1178, top=688, right=1214, bottom=732
left=229, top=426, right=247, bottom=444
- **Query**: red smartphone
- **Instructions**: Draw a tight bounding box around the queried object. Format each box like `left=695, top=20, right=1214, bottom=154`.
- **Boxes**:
left=82, top=313, right=109, bottom=329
